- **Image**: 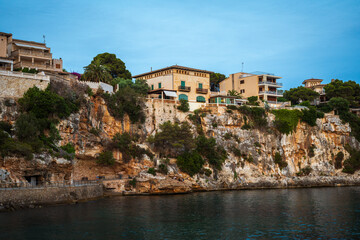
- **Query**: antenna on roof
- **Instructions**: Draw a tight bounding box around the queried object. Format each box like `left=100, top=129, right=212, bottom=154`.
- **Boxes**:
left=43, top=35, right=46, bottom=44
left=151, top=67, right=152, bottom=71
left=241, top=62, right=244, bottom=72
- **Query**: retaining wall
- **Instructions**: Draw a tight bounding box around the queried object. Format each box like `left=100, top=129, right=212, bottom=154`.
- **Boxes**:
left=0, top=184, right=103, bottom=210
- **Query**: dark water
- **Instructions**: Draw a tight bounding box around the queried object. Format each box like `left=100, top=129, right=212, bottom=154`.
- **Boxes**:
left=1, top=187, right=360, bottom=240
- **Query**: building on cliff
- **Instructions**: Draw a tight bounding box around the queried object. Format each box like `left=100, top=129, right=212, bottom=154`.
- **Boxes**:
left=0, top=32, right=63, bottom=73
left=133, top=65, right=213, bottom=104
left=302, top=78, right=327, bottom=105
left=219, top=71, right=284, bottom=105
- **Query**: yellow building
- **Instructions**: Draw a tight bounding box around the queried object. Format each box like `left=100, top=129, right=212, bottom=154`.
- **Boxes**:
left=0, top=32, right=63, bottom=73
left=219, top=71, right=283, bottom=103
left=133, top=65, right=212, bottom=103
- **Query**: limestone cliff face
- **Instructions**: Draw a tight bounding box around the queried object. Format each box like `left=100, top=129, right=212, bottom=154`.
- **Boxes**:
left=1, top=96, right=360, bottom=192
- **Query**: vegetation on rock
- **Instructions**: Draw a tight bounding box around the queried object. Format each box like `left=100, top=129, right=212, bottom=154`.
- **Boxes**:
left=96, top=150, right=115, bottom=165
left=283, top=86, right=320, bottom=105
left=177, top=99, right=190, bottom=112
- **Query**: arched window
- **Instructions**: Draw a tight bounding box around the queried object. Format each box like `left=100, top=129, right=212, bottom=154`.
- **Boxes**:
left=179, top=94, right=188, bottom=101
left=196, top=96, right=206, bottom=102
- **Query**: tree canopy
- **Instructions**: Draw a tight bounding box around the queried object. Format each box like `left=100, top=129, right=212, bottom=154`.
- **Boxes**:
left=91, top=53, right=131, bottom=79
left=324, top=79, right=360, bottom=107
left=82, top=60, right=113, bottom=84
left=210, top=73, right=226, bottom=92
left=283, top=86, right=320, bottom=105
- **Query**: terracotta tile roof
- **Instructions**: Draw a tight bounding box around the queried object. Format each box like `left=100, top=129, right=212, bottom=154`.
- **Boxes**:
left=302, top=78, right=323, bottom=84
left=133, top=65, right=213, bottom=78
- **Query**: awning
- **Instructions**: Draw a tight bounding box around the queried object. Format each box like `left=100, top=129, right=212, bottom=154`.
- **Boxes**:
left=164, top=91, right=178, bottom=98
left=15, top=43, right=48, bottom=50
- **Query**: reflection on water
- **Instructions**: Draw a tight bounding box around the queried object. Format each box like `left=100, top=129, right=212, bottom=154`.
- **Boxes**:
left=1, top=187, right=360, bottom=239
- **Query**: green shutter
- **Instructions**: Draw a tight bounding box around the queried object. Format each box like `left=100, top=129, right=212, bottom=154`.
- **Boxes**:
left=199, top=83, right=203, bottom=89
left=196, top=96, right=206, bottom=102
left=151, top=85, right=154, bottom=90
left=181, top=81, right=185, bottom=87
left=179, top=94, right=188, bottom=101
left=158, top=83, right=162, bottom=88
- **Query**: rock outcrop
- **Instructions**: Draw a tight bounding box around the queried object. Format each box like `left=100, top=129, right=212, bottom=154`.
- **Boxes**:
left=1, top=96, right=359, bottom=195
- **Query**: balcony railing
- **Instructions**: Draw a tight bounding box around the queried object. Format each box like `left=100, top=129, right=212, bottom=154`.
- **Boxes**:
left=178, top=86, right=191, bottom=92
left=258, top=81, right=283, bottom=86
left=196, top=88, right=208, bottom=94
left=12, top=49, right=52, bottom=58
left=259, top=91, right=283, bottom=96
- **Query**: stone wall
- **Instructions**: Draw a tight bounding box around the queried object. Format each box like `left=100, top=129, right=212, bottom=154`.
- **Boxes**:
left=0, top=184, right=103, bottom=210
left=0, top=71, right=49, bottom=98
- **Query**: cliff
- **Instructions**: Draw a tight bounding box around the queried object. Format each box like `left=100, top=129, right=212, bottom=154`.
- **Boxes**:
left=1, top=96, right=360, bottom=194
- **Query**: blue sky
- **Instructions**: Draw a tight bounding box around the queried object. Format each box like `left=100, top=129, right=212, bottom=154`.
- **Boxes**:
left=0, top=0, right=359, bottom=89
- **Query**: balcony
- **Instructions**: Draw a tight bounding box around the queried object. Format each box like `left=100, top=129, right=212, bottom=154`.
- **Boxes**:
left=12, top=49, right=52, bottom=59
left=258, top=90, right=283, bottom=96
left=14, top=62, right=60, bottom=72
left=258, top=81, right=283, bottom=87
left=178, top=86, right=191, bottom=92
left=196, top=88, right=208, bottom=94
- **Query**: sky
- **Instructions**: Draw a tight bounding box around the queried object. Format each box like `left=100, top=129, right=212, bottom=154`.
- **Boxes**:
left=0, top=0, right=359, bottom=89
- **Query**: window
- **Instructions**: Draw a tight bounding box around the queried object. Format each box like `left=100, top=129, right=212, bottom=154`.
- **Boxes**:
left=240, top=80, right=245, bottom=84
left=181, top=81, right=185, bottom=87
left=56, top=64, right=61, bottom=69
left=196, top=96, right=206, bottom=102
left=158, top=83, right=162, bottom=89
left=198, top=83, right=203, bottom=89
left=151, top=85, right=154, bottom=90
left=179, top=94, right=188, bottom=101
left=240, top=89, right=245, bottom=94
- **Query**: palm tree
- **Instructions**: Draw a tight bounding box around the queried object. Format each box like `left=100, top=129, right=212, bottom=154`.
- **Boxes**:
left=227, top=90, right=242, bottom=98
left=82, top=60, right=112, bottom=83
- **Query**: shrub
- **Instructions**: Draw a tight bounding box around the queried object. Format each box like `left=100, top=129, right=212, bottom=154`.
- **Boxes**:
left=112, top=132, right=147, bottom=162
left=60, top=143, right=75, bottom=154
left=274, top=152, right=287, bottom=169
left=0, top=138, right=33, bottom=160
left=0, top=121, right=12, bottom=134
left=150, top=121, right=194, bottom=157
left=342, top=148, right=360, bottom=174
left=18, top=86, right=75, bottom=119
left=158, top=163, right=168, bottom=174
left=102, top=86, right=146, bottom=123
left=203, top=168, right=212, bottom=177
left=231, top=146, right=242, bottom=157
left=15, top=113, right=41, bottom=142
left=196, top=135, right=227, bottom=170
left=90, top=127, right=101, bottom=136
left=272, top=109, right=302, bottom=134
left=177, top=151, right=204, bottom=176
left=177, top=99, right=190, bottom=112
left=335, top=152, right=344, bottom=169
left=238, top=106, right=267, bottom=129
left=147, top=167, right=156, bottom=176
left=308, top=145, right=316, bottom=158
left=297, top=166, right=312, bottom=176
left=247, top=96, right=259, bottom=106
left=129, top=178, right=137, bottom=187
left=223, top=132, right=233, bottom=140
left=254, top=142, right=261, bottom=148
left=96, top=150, right=115, bottom=165
left=227, top=105, right=238, bottom=110
left=246, top=154, right=254, bottom=163
left=301, top=107, right=324, bottom=126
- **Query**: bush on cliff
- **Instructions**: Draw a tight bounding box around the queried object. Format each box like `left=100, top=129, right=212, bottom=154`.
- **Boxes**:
left=177, top=151, right=204, bottom=176
left=177, top=99, right=190, bottom=112
left=342, top=148, right=360, bottom=174
left=238, top=106, right=267, bottom=129
left=148, top=121, right=194, bottom=158
left=102, top=86, right=146, bottom=123
left=274, top=152, right=287, bottom=169
left=272, top=109, right=302, bottom=134
left=0, top=121, right=12, bottom=135
left=112, top=132, right=150, bottom=162
left=96, top=150, right=115, bottom=166
left=196, top=135, right=227, bottom=170
left=335, top=152, right=344, bottom=169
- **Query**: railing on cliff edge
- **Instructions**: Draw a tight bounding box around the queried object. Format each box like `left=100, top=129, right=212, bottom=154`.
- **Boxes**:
left=0, top=180, right=101, bottom=190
